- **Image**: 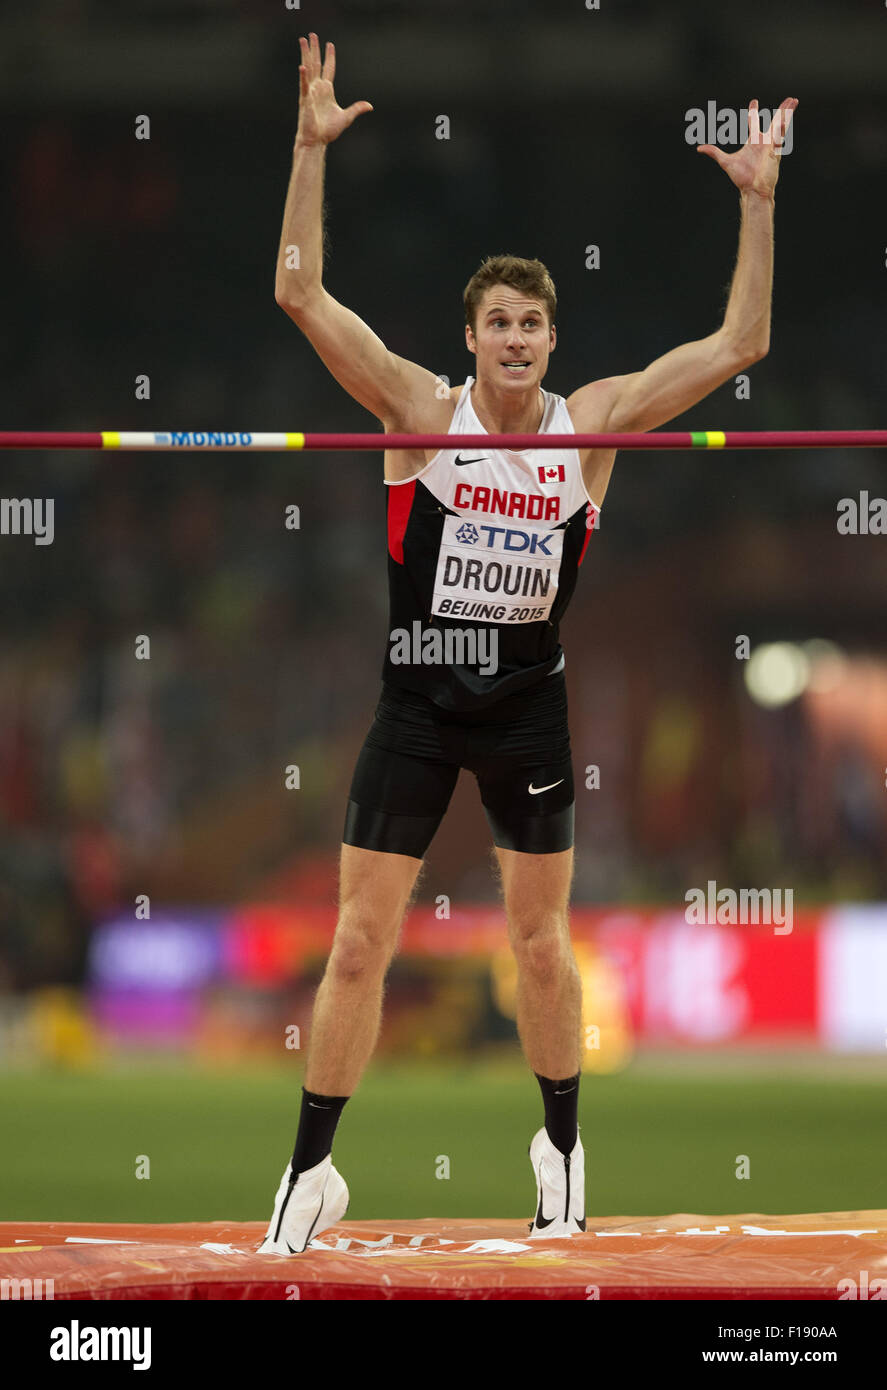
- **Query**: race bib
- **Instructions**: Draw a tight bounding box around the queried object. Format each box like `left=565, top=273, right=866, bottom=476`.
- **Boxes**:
left=431, top=515, right=564, bottom=625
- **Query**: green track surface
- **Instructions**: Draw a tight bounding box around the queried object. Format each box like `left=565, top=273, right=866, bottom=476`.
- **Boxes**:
left=3, top=1056, right=885, bottom=1223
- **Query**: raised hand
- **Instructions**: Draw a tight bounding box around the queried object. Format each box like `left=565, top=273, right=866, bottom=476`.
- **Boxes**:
left=698, top=98, right=798, bottom=199
left=297, top=32, right=373, bottom=147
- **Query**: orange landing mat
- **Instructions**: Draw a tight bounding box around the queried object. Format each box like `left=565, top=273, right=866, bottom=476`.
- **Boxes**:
left=2, top=1213, right=886, bottom=1299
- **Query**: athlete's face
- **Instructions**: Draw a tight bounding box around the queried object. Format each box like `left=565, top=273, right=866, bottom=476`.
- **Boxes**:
left=466, top=286, right=555, bottom=390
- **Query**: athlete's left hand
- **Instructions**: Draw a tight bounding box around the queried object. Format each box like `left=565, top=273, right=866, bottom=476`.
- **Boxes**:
left=697, top=98, right=798, bottom=198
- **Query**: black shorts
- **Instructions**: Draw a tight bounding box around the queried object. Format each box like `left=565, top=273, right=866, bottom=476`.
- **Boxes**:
left=343, top=670, right=574, bottom=858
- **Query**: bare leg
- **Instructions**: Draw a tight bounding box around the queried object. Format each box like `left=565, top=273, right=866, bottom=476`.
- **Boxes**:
left=493, top=845, right=582, bottom=1078
left=304, top=843, right=423, bottom=1096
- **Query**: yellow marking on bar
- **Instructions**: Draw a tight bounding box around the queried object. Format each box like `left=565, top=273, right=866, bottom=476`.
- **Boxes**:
left=285, top=433, right=305, bottom=449
left=102, top=432, right=121, bottom=449
left=706, top=431, right=726, bottom=448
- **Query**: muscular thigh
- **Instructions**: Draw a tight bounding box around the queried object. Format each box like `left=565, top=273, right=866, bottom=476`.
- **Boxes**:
left=338, top=843, right=424, bottom=924
left=494, top=844, right=575, bottom=946
left=332, top=843, right=425, bottom=967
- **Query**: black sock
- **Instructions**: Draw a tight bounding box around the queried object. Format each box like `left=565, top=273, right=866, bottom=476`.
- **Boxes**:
left=535, top=1071, right=580, bottom=1156
left=290, top=1087, right=350, bottom=1175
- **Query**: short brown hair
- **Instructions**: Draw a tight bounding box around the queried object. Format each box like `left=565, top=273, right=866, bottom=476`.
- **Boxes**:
left=463, top=255, right=556, bottom=335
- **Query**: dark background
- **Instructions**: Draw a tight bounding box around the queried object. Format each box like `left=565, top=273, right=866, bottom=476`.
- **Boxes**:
left=1, top=0, right=886, bottom=988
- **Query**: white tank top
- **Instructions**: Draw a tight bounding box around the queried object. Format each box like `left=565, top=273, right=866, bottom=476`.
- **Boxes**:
left=382, top=375, right=602, bottom=710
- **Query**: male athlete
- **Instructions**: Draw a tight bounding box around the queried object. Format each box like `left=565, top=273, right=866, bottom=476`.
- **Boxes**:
left=258, top=32, right=796, bottom=1253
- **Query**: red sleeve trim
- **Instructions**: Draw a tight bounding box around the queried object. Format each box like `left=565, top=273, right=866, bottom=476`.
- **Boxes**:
left=578, top=502, right=596, bottom=566
left=387, top=478, right=416, bottom=563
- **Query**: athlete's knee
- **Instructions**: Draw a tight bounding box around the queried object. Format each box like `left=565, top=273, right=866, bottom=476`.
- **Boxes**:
left=509, top=909, right=571, bottom=978
left=327, top=909, right=401, bottom=980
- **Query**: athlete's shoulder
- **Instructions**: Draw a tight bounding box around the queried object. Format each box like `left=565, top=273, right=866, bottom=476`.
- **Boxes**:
left=385, top=378, right=466, bottom=435
left=382, top=380, right=467, bottom=483
left=564, top=376, right=630, bottom=432
left=542, top=383, right=571, bottom=414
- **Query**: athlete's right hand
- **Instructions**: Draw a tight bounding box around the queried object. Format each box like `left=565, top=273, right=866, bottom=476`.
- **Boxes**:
left=297, top=32, right=373, bottom=146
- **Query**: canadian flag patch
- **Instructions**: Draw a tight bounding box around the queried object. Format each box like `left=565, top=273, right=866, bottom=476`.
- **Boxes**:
left=538, top=464, right=565, bottom=484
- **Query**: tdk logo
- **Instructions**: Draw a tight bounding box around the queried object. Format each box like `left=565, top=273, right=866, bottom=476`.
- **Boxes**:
left=455, top=524, right=555, bottom=556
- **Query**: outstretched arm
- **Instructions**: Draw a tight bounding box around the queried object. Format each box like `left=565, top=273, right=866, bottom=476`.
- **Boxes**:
left=275, top=33, right=442, bottom=427
left=569, top=98, right=798, bottom=435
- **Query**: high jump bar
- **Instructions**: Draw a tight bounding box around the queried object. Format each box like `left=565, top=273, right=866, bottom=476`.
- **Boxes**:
left=0, top=430, right=885, bottom=452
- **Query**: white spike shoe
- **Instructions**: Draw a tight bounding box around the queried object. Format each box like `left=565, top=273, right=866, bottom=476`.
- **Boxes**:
left=257, top=1154, right=349, bottom=1255
left=527, top=1127, right=586, bottom=1237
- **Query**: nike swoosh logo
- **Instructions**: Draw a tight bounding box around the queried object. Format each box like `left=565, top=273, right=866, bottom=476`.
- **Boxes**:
left=534, top=1187, right=586, bottom=1233
left=308, top=1101, right=332, bottom=1108
left=528, top=779, right=565, bottom=795
left=454, top=453, right=487, bottom=466
left=280, top=1189, right=325, bottom=1255
left=534, top=1164, right=555, bottom=1229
